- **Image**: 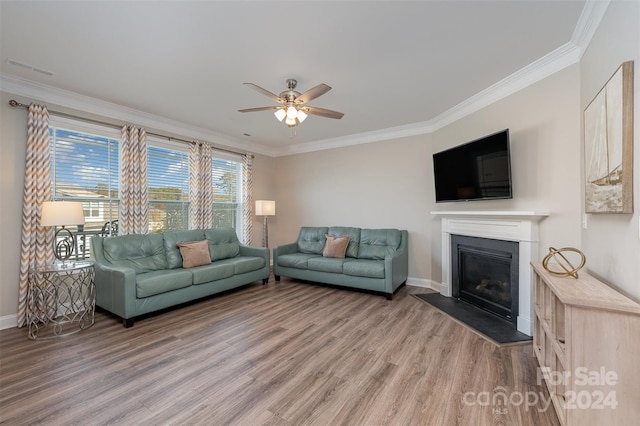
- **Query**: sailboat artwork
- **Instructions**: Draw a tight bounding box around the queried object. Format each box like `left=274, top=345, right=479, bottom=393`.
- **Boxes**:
left=584, top=61, right=634, bottom=214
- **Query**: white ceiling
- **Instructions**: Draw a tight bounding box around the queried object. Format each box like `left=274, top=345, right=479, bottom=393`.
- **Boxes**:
left=1, top=0, right=590, bottom=156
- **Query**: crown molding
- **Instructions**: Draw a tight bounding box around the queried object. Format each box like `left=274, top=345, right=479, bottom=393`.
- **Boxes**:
left=0, top=73, right=274, bottom=157
left=1, top=0, right=606, bottom=158
left=0, top=37, right=582, bottom=159
left=273, top=0, right=607, bottom=157
left=277, top=41, right=581, bottom=156
left=272, top=121, right=436, bottom=156
left=426, top=41, right=581, bottom=133
left=571, top=0, right=611, bottom=55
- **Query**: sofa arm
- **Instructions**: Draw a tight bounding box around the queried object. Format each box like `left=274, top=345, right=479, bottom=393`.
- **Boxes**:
left=273, top=242, right=298, bottom=279
left=273, top=242, right=298, bottom=257
left=239, top=244, right=270, bottom=265
left=386, top=250, right=408, bottom=286
left=94, top=262, right=137, bottom=320
left=384, top=231, right=409, bottom=294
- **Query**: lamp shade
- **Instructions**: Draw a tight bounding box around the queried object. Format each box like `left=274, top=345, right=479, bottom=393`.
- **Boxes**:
left=255, top=200, right=276, bottom=216
left=40, top=201, right=86, bottom=226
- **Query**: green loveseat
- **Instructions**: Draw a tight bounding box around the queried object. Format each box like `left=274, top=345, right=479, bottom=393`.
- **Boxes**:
left=273, top=227, right=408, bottom=299
left=91, top=228, right=270, bottom=327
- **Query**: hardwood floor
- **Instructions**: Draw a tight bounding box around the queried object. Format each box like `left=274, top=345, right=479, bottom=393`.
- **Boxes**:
left=0, top=277, right=559, bottom=425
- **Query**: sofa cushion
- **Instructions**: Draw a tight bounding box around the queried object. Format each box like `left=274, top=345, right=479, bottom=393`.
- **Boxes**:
left=358, top=229, right=402, bottom=260
left=343, top=259, right=386, bottom=279
left=163, top=230, right=206, bottom=269
left=177, top=240, right=212, bottom=268
left=204, top=228, right=240, bottom=260
left=136, top=269, right=193, bottom=298
left=297, top=227, right=329, bottom=254
left=103, top=234, right=167, bottom=274
left=190, top=263, right=235, bottom=285
left=308, top=256, right=353, bottom=274
left=328, top=227, right=361, bottom=258
left=217, top=256, right=267, bottom=275
left=323, top=235, right=350, bottom=259
left=277, top=253, right=320, bottom=269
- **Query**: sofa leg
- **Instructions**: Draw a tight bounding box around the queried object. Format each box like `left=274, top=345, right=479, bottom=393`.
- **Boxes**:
left=123, top=318, right=134, bottom=328
left=274, top=275, right=280, bottom=282
left=262, top=278, right=268, bottom=285
left=386, top=293, right=393, bottom=301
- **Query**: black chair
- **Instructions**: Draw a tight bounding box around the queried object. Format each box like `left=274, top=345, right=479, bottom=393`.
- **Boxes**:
left=100, top=220, right=119, bottom=237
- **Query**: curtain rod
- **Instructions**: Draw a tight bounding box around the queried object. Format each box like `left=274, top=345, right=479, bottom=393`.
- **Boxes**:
left=8, top=99, right=252, bottom=158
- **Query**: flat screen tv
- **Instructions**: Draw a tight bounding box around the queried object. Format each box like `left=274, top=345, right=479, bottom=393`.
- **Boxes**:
left=433, top=129, right=512, bottom=202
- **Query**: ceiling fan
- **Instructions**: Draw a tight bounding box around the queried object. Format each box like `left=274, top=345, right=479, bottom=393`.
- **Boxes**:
left=238, top=79, right=344, bottom=127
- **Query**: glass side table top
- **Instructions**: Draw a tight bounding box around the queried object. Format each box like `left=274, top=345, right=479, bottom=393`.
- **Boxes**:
left=30, top=261, right=94, bottom=273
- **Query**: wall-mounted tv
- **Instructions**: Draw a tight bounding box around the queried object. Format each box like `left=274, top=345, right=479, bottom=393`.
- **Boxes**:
left=433, top=129, right=512, bottom=202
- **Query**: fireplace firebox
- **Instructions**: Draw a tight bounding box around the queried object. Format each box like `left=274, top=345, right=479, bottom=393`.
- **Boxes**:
left=451, top=235, right=519, bottom=326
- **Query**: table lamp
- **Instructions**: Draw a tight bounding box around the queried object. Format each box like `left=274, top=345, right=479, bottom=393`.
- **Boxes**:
left=255, top=200, right=275, bottom=247
left=40, top=201, right=86, bottom=262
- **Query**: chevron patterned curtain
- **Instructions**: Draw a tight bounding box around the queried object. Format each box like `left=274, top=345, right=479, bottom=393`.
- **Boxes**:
left=119, top=125, right=149, bottom=234
left=17, top=103, right=54, bottom=327
left=242, top=154, right=254, bottom=245
left=189, top=142, right=213, bottom=229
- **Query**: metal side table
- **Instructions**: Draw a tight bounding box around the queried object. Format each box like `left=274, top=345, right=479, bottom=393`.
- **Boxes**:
left=27, top=261, right=95, bottom=340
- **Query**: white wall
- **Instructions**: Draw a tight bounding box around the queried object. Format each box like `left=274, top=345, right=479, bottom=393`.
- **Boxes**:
left=271, top=134, right=436, bottom=286
left=580, top=0, right=640, bottom=300
left=271, top=64, right=582, bottom=287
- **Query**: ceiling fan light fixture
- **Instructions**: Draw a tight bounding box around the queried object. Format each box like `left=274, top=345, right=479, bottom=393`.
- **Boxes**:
left=285, top=116, right=297, bottom=126
left=274, top=109, right=286, bottom=121
left=240, top=79, right=344, bottom=129
left=286, top=105, right=298, bottom=120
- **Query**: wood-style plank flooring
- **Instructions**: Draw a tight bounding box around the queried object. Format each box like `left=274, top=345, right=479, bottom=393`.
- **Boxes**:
left=0, top=277, right=559, bottom=425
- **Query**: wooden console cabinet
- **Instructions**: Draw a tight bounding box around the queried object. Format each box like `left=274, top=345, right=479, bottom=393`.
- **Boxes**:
left=531, top=262, right=640, bottom=426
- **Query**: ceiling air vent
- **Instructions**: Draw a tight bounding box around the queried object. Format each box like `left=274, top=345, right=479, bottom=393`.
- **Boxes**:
left=6, top=59, right=54, bottom=77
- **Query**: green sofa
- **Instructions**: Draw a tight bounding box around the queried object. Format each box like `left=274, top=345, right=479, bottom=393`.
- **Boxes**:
left=273, top=227, right=408, bottom=299
left=91, top=228, right=270, bottom=327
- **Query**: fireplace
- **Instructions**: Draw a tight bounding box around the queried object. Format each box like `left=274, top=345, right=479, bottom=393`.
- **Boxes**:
left=451, top=235, right=519, bottom=326
left=432, top=210, right=549, bottom=336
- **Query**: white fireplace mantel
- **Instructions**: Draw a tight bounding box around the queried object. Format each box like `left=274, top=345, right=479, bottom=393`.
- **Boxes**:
left=431, top=210, right=549, bottom=336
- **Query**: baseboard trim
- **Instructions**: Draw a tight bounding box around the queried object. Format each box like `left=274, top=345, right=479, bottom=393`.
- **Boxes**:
left=406, top=277, right=441, bottom=292
left=0, top=314, right=18, bottom=330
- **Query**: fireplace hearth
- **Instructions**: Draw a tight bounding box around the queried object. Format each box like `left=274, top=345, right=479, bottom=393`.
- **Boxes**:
left=452, top=235, right=519, bottom=327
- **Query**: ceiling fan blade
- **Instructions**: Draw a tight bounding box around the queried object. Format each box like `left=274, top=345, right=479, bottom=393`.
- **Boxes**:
left=243, top=83, right=283, bottom=104
left=304, top=106, right=344, bottom=119
left=238, top=106, right=281, bottom=113
left=296, top=83, right=332, bottom=104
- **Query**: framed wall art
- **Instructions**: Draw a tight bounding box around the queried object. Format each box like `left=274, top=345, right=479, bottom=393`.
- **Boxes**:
left=584, top=61, right=634, bottom=213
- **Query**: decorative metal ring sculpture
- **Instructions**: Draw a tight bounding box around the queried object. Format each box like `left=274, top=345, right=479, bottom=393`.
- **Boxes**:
left=53, top=227, right=76, bottom=262
left=542, top=247, right=586, bottom=279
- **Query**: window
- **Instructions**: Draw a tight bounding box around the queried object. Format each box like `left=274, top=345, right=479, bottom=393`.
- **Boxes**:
left=212, top=156, right=244, bottom=234
left=49, top=118, right=120, bottom=259
left=48, top=117, right=246, bottom=248
left=83, top=201, right=103, bottom=221
left=147, top=143, right=189, bottom=233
